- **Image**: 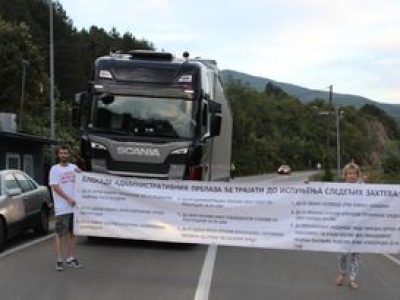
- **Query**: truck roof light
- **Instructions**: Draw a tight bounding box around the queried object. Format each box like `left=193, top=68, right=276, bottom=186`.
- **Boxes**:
left=178, top=75, right=192, bottom=83
left=99, top=70, right=113, bottom=79
left=129, top=50, right=173, bottom=61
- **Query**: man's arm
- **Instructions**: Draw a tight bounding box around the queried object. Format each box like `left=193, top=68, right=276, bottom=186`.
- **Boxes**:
left=51, top=184, right=76, bottom=207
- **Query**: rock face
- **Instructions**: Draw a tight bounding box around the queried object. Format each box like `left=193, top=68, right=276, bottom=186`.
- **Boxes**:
left=365, top=119, right=390, bottom=168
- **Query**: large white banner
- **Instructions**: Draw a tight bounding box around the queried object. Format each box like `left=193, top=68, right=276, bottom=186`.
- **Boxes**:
left=74, top=172, right=400, bottom=254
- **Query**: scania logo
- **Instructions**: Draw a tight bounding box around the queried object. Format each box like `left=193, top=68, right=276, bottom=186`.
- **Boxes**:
left=116, top=146, right=160, bottom=157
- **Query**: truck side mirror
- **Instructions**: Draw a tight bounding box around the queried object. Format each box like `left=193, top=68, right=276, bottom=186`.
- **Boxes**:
left=72, top=92, right=87, bottom=128
left=210, top=115, right=221, bottom=137
left=209, top=100, right=222, bottom=137
left=100, top=93, right=114, bottom=105
left=201, top=100, right=222, bottom=140
left=209, top=101, right=222, bottom=114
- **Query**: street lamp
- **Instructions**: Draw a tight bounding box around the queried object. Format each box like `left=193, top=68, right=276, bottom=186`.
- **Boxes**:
left=334, top=106, right=344, bottom=181
left=19, top=59, right=30, bottom=130
left=317, top=105, right=344, bottom=182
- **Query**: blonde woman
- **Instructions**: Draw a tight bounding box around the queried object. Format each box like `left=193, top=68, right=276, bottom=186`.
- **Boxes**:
left=335, top=162, right=363, bottom=290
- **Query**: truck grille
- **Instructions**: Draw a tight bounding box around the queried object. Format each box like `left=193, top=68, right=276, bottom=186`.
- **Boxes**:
left=107, top=160, right=169, bottom=175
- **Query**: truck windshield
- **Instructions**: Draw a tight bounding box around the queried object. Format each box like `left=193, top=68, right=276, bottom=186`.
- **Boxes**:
left=92, top=95, right=196, bottom=139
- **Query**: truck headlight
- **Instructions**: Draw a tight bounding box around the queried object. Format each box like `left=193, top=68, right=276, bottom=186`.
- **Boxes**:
left=171, top=147, right=189, bottom=155
left=91, top=141, right=107, bottom=151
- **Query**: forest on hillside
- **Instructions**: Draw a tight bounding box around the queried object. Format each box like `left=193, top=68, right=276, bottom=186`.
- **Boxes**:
left=1, top=0, right=400, bottom=178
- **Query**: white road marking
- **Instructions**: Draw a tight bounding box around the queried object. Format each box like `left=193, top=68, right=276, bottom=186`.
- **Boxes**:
left=0, top=234, right=54, bottom=259
left=194, top=244, right=218, bottom=300
left=383, top=254, right=400, bottom=266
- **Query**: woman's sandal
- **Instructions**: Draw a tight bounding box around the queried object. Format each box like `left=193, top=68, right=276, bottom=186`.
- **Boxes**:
left=336, top=274, right=345, bottom=286
left=349, top=280, right=359, bottom=290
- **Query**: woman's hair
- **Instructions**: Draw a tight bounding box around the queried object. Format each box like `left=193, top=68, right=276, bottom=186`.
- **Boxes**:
left=342, top=162, right=361, bottom=178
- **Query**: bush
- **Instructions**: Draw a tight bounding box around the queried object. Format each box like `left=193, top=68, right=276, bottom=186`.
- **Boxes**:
left=381, top=154, right=400, bottom=175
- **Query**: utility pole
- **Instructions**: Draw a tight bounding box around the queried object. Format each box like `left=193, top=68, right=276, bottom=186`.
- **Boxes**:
left=49, top=0, right=55, bottom=163
left=323, top=85, right=333, bottom=181
left=327, top=85, right=333, bottom=151
left=335, top=106, right=345, bottom=182
left=19, top=59, right=29, bottom=130
left=335, top=106, right=340, bottom=181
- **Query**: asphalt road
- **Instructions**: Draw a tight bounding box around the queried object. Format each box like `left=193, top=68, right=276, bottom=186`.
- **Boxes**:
left=1, top=171, right=399, bottom=300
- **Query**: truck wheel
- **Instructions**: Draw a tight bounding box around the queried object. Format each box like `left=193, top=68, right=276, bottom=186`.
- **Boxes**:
left=35, top=206, right=50, bottom=235
left=0, top=219, right=6, bottom=253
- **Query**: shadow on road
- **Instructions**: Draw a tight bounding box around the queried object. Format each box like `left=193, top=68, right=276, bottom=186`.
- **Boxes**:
left=80, top=236, right=200, bottom=251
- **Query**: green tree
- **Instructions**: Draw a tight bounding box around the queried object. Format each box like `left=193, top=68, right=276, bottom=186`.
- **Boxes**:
left=381, top=140, right=400, bottom=174
left=0, top=18, right=49, bottom=134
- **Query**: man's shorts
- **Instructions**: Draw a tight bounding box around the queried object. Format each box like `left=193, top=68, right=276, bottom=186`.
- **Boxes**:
left=55, top=213, right=74, bottom=235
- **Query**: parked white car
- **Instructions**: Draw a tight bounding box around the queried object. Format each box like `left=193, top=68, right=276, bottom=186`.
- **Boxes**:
left=0, top=169, right=51, bottom=252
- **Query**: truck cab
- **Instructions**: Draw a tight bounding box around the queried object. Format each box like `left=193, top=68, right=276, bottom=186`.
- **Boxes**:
left=73, top=50, right=232, bottom=181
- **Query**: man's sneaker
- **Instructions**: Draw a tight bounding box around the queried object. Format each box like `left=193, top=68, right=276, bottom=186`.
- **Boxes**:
left=56, top=260, right=64, bottom=271
left=65, top=258, right=83, bottom=269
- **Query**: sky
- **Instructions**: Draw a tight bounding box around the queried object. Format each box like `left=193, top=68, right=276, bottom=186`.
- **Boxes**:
left=59, top=0, right=400, bottom=104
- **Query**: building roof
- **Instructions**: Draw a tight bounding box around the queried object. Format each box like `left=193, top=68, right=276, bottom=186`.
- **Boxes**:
left=0, top=131, right=57, bottom=145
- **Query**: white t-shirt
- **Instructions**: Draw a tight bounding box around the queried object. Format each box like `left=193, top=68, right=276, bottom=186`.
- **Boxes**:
left=49, top=163, right=78, bottom=216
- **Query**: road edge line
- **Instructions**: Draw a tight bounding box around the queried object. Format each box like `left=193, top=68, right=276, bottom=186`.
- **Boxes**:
left=194, top=244, right=218, bottom=300
left=382, top=253, right=400, bottom=266
left=0, top=234, right=54, bottom=259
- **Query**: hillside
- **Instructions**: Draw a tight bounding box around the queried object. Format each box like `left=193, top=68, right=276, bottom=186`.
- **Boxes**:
left=221, top=70, right=400, bottom=120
